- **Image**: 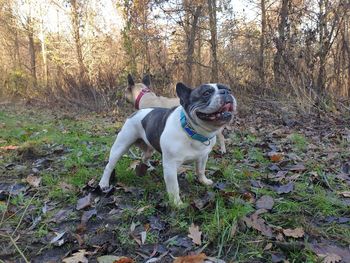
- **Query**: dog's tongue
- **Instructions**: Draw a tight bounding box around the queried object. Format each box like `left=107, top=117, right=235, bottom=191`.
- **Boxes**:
left=220, top=103, right=233, bottom=112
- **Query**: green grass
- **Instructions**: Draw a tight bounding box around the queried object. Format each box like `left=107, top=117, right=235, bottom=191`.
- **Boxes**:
left=290, top=133, right=308, bottom=152
left=1, top=106, right=350, bottom=261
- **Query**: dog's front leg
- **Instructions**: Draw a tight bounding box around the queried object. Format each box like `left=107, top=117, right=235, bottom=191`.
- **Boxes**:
left=196, top=155, right=213, bottom=185
left=162, top=157, right=182, bottom=206
left=217, top=128, right=226, bottom=154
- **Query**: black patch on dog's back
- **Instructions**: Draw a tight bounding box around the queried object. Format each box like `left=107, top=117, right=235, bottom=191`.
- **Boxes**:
left=141, top=107, right=176, bottom=153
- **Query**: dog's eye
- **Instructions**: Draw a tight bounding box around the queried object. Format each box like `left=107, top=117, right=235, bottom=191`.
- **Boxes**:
left=203, top=90, right=213, bottom=96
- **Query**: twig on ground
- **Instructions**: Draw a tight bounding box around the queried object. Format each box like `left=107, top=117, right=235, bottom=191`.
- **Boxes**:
left=11, top=194, right=37, bottom=237
left=8, top=234, right=30, bottom=263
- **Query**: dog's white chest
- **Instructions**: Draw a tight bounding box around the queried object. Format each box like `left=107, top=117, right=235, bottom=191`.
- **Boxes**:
left=160, top=111, right=216, bottom=163
left=182, top=142, right=213, bottom=162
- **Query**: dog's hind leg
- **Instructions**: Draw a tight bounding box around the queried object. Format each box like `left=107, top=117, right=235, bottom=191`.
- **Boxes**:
left=136, top=140, right=155, bottom=170
left=142, top=147, right=155, bottom=170
left=99, top=121, right=139, bottom=190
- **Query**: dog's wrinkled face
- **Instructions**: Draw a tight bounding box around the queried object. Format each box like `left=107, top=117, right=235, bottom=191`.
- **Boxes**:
left=176, top=83, right=236, bottom=130
left=125, top=74, right=151, bottom=103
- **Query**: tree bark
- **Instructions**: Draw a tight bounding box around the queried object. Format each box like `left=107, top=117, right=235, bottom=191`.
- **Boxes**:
left=184, top=2, right=202, bottom=87
left=70, top=0, right=87, bottom=86
left=142, top=1, right=151, bottom=74
left=197, top=26, right=202, bottom=85
left=40, top=18, right=48, bottom=87
left=207, top=0, right=218, bottom=83
left=274, top=0, right=289, bottom=86
left=316, top=0, right=328, bottom=93
left=27, top=17, right=37, bottom=85
left=259, top=0, right=267, bottom=88
left=14, top=28, right=20, bottom=69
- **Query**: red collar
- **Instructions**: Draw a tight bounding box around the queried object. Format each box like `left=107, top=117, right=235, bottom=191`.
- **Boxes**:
left=135, top=87, right=151, bottom=110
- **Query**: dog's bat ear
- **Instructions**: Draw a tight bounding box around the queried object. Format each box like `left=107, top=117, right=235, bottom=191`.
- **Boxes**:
left=127, top=74, right=135, bottom=87
left=142, top=74, right=151, bottom=87
left=176, top=82, right=191, bottom=107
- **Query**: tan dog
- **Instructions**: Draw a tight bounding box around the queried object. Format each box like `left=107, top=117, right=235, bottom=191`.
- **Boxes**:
left=125, top=74, right=228, bottom=154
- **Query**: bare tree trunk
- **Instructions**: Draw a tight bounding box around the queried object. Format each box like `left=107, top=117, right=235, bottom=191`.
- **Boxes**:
left=27, top=17, right=37, bottom=85
left=274, top=0, right=289, bottom=86
left=184, top=2, right=202, bottom=86
left=259, top=0, right=267, bottom=88
left=40, top=18, right=48, bottom=87
left=344, top=11, right=350, bottom=97
left=142, top=1, right=151, bottom=74
left=14, top=29, right=20, bottom=69
left=317, top=0, right=326, bottom=93
left=207, top=0, right=218, bottom=83
left=197, top=27, right=202, bottom=85
left=70, top=0, right=86, bottom=87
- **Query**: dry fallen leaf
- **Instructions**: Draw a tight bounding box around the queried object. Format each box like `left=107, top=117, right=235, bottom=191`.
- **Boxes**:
left=62, top=249, right=89, bottom=263
left=25, top=175, right=41, bottom=187
left=128, top=160, right=140, bottom=170
left=243, top=212, right=273, bottom=237
left=188, top=223, right=202, bottom=245
left=256, top=195, right=274, bottom=210
left=287, top=163, right=306, bottom=172
left=130, top=221, right=138, bottom=232
left=131, top=234, right=142, bottom=246
left=60, top=182, right=75, bottom=192
left=339, top=191, right=350, bottom=198
left=136, top=205, right=151, bottom=214
left=173, top=253, right=206, bottom=263
left=282, top=227, right=304, bottom=238
left=76, top=193, right=92, bottom=210
left=264, top=243, right=273, bottom=251
left=268, top=152, right=284, bottom=162
left=97, top=255, right=121, bottom=263
left=274, top=182, right=294, bottom=194
left=310, top=242, right=350, bottom=262
left=276, top=232, right=284, bottom=241
left=115, top=258, right=134, bottom=263
left=81, top=208, right=97, bottom=224
left=317, top=253, right=342, bottom=263
left=205, top=256, right=226, bottom=263
left=140, top=231, right=147, bottom=245
left=0, top=145, right=18, bottom=150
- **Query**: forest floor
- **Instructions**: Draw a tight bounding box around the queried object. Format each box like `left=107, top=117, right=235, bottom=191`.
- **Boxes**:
left=0, top=99, right=349, bottom=263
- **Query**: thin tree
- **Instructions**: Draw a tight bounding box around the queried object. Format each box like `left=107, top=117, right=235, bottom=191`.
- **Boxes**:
left=259, top=0, right=267, bottom=88
left=183, top=1, right=202, bottom=86
left=207, top=0, right=218, bottom=83
left=274, top=0, right=289, bottom=87
left=70, top=0, right=87, bottom=87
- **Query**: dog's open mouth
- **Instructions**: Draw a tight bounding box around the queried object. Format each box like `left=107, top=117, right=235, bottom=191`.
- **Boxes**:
left=197, top=102, right=234, bottom=121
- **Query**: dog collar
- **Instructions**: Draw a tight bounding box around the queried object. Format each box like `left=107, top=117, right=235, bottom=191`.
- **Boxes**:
left=135, top=87, right=151, bottom=110
left=180, top=110, right=214, bottom=144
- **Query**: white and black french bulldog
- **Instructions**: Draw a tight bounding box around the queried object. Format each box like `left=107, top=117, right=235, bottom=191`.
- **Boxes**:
left=99, top=82, right=237, bottom=206
left=125, top=74, right=229, bottom=154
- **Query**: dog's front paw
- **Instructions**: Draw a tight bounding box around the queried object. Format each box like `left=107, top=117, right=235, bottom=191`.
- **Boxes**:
left=98, top=180, right=110, bottom=191
left=173, top=198, right=184, bottom=208
left=199, top=177, right=213, bottom=186
left=220, top=146, right=226, bottom=154
left=168, top=194, right=183, bottom=207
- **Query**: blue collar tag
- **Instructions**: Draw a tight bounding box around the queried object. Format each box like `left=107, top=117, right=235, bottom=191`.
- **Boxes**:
left=180, top=110, right=214, bottom=144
